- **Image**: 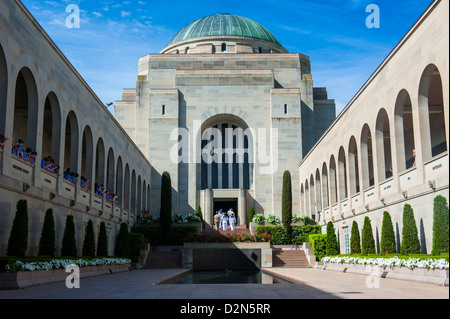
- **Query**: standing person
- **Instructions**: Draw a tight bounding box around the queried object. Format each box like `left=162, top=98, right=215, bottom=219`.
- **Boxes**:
left=222, top=213, right=229, bottom=232
left=229, top=211, right=236, bottom=231
left=214, top=211, right=221, bottom=231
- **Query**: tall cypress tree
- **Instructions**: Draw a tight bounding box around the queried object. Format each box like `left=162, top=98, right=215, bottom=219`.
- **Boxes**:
left=82, top=219, right=96, bottom=257
left=350, top=220, right=361, bottom=254
left=361, top=216, right=375, bottom=255
left=38, top=208, right=56, bottom=257
left=282, top=170, right=293, bottom=238
left=432, top=195, right=449, bottom=256
left=160, top=171, right=172, bottom=237
left=380, top=211, right=396, bottom=255
left=326, top=221, right=339, bottom=256
left=115, top=222, right=130, bottom=258
left=61, top=215, right=77, bottom=257
left=7, top=200, right=29, bottom=257
left=97, top=221, right=108, bottom=257
left=400, top=204, right=421, bottom=255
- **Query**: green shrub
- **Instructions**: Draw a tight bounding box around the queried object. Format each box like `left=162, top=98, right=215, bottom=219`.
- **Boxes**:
left=7, top=200, right=29, bottom=257
left=129, top=233, right=145, bottom=263
left=115, top=223, right=130, bottom=258
left=160, top=171, right=172, bottom=237
left=252, top=214, right=265, bottom=224
left=248, top=207, right=255, bottom=225
left=266, top=214, right=281, bottom=225
left=282, top=170, right=293, bottom=238
left=326, top=222, right=339, bottom=256
left=131, top=224, right=198, bottom=245
left=38, top=208, right=56, bottom=257
left=82, top=220, right=96, bottom=258
left=432, top=195, right=449, bottom=256
left=97, top=222, right=108, bottom=257
left=196, top=206, right=204, bottom=226
left=256, top=225, right=321, bottom=245
left=61, top=215, right=77, bottom=257
left=362, top=216, right=376, bottom=255
left=309, top=234, right=327, bottom=261
left=350, top=221, right=361, bottom=255
left=400, top=204, right=421, bottom=255
left=380, top=211, right=396, bottom=255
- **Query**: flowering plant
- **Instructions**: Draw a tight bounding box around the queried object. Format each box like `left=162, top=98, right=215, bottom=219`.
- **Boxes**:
left=252, top=214, right=266, bottom=224
left=266, top=214, right=281, bottom=225
left=321, top=256, right=449, bottom=270
left=5, top=257, right=132, bottom=273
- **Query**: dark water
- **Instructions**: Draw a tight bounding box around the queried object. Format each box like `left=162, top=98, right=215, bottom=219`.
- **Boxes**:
left=160, top=270, right=293, bottom=285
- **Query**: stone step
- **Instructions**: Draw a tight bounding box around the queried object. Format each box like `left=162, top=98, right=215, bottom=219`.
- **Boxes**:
left=144, top=251, right=182, bottom=269
left=272, top=250, right=310, bottom=268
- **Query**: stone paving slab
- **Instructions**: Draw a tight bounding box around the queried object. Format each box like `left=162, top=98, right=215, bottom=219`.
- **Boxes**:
left=0, top=268, right=447, bottom=300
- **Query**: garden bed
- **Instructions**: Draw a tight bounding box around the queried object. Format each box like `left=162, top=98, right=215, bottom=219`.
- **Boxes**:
left=0, top=258, right=132, bottom=290
left=317, top=256, right=449, bottom=286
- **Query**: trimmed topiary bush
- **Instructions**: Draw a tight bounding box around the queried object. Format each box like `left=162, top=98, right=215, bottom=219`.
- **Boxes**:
left=248, top=207, right=255, bottom=225
left=82, top=219, right=96, bottom=257
left=38, top=208, right=56, bottom=257
left=326, top=221, right=339, bottom=256
left=97, top=221, right=108, bottom=257
left=380, top=211, right=396, bottom=255
left=362, top=216, right=375, bottom=255
left=282, top=170, right=293, bottom=238
left=350, top=220, right=361, bottom=255
left=160, top=171, right=172, bottom=237
left=432, top=195, right=449, bottom=256
left=7, top=200, right=29, bottom=257
left=61, top=215, right=77, bottom=257
left=115, top=222, right=130, bottom=258
left=129, top=232, right=145, bottom=263
left=309, top=234, right=327, bottom=261
left=400, top=203, right=421, bottom=255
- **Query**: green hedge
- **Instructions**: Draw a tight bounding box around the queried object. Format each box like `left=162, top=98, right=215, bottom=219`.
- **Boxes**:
left=131, top=224, right=198, bottom=245
left=309, top=234, right=327, bottom=261
left=255, top=225, right=321, bottom=245
left=128, top=233, right=145, bottom=263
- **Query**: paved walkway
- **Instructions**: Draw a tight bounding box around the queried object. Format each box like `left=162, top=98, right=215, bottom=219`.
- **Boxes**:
left=0, top=268, right=447, bottom=299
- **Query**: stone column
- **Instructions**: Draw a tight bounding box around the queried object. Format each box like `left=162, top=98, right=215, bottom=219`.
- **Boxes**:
left=238, top=188, right=247, bottom=227
left=204, top=189, right=213, bottom=226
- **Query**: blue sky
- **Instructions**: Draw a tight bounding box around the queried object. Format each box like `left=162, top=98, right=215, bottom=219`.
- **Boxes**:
left=21, top=0, right=433, bottom=115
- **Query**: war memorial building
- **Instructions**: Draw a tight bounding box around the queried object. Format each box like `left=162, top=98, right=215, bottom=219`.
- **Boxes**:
left=0, top=0, right=448, bottom=256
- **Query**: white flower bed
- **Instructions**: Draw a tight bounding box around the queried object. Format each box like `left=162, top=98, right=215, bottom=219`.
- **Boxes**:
left=5, top=258, right=132, bottom=272
left=321, top=256, right=449, bottom=270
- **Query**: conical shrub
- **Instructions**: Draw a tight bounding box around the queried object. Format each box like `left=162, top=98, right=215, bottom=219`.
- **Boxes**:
left=282, top=171, right=293, bottom=238
left=160, top=171, right=172, bottom=237
left=7, top=200, right=29, bottom=257
left=326, top=221, right=339, bottom=256
left=82, top=219, right=96, bottom=257
left=61, top=215, right=77, bottom=257
left=38, top=208, right=56, bottom=257
left=400, top=204, right=421, bottom=255
left=97, top=221, right=108, bottom=257
left=115, top=222, right=130, bottom=258
left=362, top=216, right=375, bottom=255
left=350, top=220, right=361, bottom=254
left=432, top=195, right=449, bottom=255
left=380, top=211, right=396, bottom=255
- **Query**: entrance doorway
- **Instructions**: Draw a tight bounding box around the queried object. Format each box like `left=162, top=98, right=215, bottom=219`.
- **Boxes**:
left=214, top=198, right=239, bottom=225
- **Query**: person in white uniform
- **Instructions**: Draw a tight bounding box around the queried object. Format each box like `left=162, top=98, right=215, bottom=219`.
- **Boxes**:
left=221, top=213, right=229, bottom=231
left=229, top=211, right=236, bottom=231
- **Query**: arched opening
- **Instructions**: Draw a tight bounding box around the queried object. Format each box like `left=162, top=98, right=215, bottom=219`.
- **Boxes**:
left=315, top=169, right=322, bottom=213
left=42, top=92, right=62, bottom=164
left=309, top=175, right=316, bottom=219
left=418, top=64, right=447, bottom=160
left=95, top=138, right=105, bottom=188
left=338, top=147, right=348, bottom=200
left=394, top=90, right=416, bottom=171
left=300, top=183, right=305, bottom=215
left=147, top=184, right=151, bottom=212
left=221, top=43, right=226, bottom=52
left=137, top=175, right=142, bottom=215
left=0, top=45, right=7, bottom=136
left=116, top=157, right=123, bottom=206
left=106, top=148, right=115, bottom=195
left=131, top=170, right=137, bottom=213
left=321, top=163, right=329, bottom=209
left=305, top=179, right=310, bottom=217
left=185, top=47, right=190, bottom=54
left=13, top=67, right=39, bottom=151
left=63, top=111, right=79, bottom=174
left=375, top=108, right=393, bottom=180
left=81, top=126, right=94, bottom=189
left=124, top=164, right=130, bottom=211
left=348, top=136, right=360, bottom=195
left=142, top=180, right=147, bottom=211
left=361, top=125, right=375, bottom=190
left=329, top=156, right=338, bottom=205
left=200, top=115, right=253, bottom=190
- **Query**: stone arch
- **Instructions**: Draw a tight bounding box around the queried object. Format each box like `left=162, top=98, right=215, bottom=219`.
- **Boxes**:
left=329, top=155, right=338, bottom=205
left=42, top=92, right=62, bottom=163
left=394, top=89, right=416, bottom=171
left=0, top=43, right=7, bottom=136
left=81, top=125, right=94, bottom=186
left=361, top=124, right=375, bottom=190
left=95, top=137, right=105, bottom=187
left=64, top=111, right=79, bottom=173
left=338, top=146, right=348, bottom=200
left=348, top=136, right=360, bottom=195
left=375, top=108, right=393, bottom=181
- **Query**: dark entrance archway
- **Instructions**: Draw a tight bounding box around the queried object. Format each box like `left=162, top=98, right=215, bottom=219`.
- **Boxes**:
left=214, top=198, right=239, bottom=225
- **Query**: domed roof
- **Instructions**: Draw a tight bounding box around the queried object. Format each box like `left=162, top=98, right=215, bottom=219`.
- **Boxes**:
left=167, top=13, right=282, bottom=47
